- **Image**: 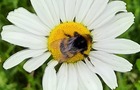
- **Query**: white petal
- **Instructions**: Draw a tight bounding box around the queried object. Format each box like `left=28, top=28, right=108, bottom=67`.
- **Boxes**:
left=66, top=64, right=78, bottom=90
left=23, top=52, right=51, bottom=73
left=88, top=1, right=127, bottom=29
left=90, top=57, right=118, bottom=89
left=2, top=25, right=26, bottom=33
left=83, top=0, right=109, bottom=26
left=90, top=51, right=132, bottom=72
left=76, top=0, right=94, bottom=23
left=85, top=59, right=96, bottom=73
left=3, top=49, right=46, bottom=69
left=58, top=0, right=67, bottom=22
left=42, top=0, right=60, bottom=25
left=65, top=0, right=76, bottom=21
left=92, top=13, right=134, bottom=41
left=7, top=7, right=50, bottom=36
left=1, top=28, right=47, bottom=49
left=94, top=39, right=140, bottom=54
left=74, top=0, right=83, bottom=19
left=43, top=60, right=58, bottom=90
left=30, top=0, right=57, bottom=28
left=76, top=61, right=103, bottom=90
left=57, top=63, right=68, bottom=90
left=78, top=78, right=87, bottom=90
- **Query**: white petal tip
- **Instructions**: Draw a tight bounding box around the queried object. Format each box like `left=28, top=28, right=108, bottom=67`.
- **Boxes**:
left=7, top=11, right=13, bottom=19
left=135, top=45, right=140, bottom=53
left=23, top=66, right=33, bottom=73
left=3, top=66, right=8, bottom=70
left=1, top=32, right=5, bottom=39
left=111, top=86, right=117, bottom=90
left=3, top=63, right=11, bottom=70
left=123, top=63, right=133, bottom=72
left=47, top=60, right=58, bottom=66
left=110, top=83, right=118, bottom=90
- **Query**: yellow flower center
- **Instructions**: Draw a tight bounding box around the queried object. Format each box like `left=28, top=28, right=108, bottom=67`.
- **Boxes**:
left=48, top=22, right=92, bottom=63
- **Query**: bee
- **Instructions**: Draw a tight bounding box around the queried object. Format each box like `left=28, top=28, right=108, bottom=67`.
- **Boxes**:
left=50, top=31, right=92, bottom=62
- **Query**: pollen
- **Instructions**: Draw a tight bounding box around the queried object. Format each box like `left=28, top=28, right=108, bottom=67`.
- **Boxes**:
left=48, top=22, right=92, bottom=63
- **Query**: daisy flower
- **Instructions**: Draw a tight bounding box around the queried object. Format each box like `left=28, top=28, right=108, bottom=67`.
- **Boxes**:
left=1, top=0, right=140, bottom=90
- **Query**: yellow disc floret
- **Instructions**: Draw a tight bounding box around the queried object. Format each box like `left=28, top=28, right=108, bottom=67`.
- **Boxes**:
left=48, top=22, right=92, bottom=63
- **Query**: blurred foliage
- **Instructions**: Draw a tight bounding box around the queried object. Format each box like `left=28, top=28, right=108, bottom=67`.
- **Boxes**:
left=0, top=0, right=140, bottom=90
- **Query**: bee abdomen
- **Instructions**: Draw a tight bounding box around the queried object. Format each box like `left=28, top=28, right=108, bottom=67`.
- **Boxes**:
left=60, top=39, right=77, bottom=58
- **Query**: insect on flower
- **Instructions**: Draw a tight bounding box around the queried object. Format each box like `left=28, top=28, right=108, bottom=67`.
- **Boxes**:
left=50, top=31, right=92, bottom=62
left=1, top=0, right=140, bottom=90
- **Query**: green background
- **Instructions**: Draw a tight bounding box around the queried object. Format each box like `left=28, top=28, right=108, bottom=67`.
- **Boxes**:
left=0, top=0, right=140, bottom=90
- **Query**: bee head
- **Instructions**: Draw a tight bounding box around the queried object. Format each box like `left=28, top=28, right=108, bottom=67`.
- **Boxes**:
left=73, top=32, right=88, bottom=50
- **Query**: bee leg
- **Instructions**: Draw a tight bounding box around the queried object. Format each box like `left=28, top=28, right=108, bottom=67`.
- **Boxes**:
left=63, top=30, right=71, bottom=37
left=64, top=33, right=71, bottom=38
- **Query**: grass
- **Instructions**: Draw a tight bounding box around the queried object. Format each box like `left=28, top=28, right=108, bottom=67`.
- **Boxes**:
left=0, top=0, right=140, bottom=90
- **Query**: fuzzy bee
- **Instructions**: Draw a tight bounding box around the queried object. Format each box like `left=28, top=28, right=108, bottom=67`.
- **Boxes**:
left=50, top=31, right=92, bottom=62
